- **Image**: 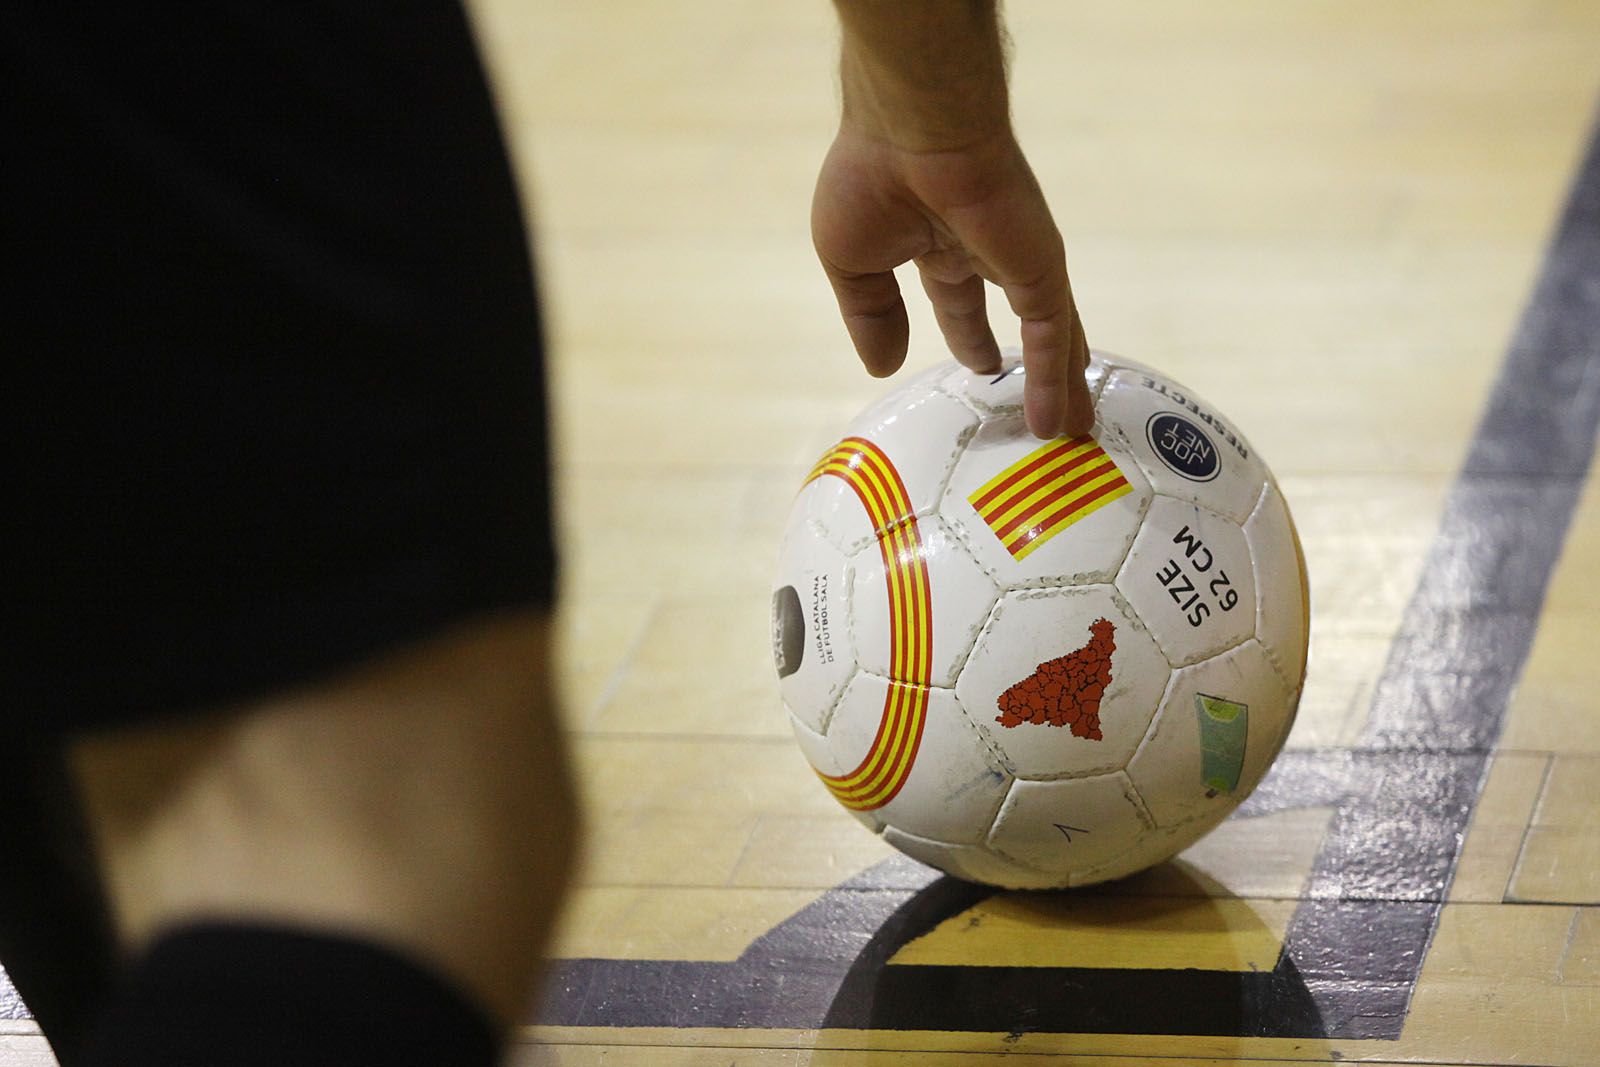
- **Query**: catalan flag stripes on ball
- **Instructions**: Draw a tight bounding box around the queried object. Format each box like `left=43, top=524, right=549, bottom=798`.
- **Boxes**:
left=968, top=435, right=1134, bottom=561
left=802, top=437, right=933, bottom=810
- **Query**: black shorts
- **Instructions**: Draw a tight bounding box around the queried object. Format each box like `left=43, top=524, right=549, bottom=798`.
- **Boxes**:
left=4, top=3, right=556, bottom=737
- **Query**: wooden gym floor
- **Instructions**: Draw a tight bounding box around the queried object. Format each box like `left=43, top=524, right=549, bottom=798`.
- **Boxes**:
left=4, top=2, right=1599, bottom=1064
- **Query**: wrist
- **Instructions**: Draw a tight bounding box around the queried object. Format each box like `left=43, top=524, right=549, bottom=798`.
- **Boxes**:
left=835, top=1, right=1012, bottom=153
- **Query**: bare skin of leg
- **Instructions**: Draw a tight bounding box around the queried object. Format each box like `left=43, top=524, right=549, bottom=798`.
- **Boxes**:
left=68, top=609, right=579, bottom=1029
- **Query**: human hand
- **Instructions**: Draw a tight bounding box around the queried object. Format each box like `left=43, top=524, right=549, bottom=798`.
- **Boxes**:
left=813, top=126, right=1093, bottom=439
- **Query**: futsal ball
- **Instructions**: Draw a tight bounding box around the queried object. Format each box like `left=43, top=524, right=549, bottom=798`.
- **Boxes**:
left=771, top=352, right=1309, bottom=889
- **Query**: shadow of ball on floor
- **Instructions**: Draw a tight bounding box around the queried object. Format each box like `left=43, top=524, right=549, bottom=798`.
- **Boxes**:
left=818, top=857, right=1327, bottom=1044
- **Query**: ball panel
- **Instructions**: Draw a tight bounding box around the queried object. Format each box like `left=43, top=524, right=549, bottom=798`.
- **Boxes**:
left=937, top=350, right=1112, bottom=417
left=1092, top=351, right=1170, bottom=380
left=846, top=363, right=945, bottom=429
left=956, top=586, right=1169, bottom=779
left=1116, top=494, right=1257, bottom=667
left=1244, top=480, right=1311, bottom=689
left=824, top=680, right=1009, bottom=845
left=843, top=389, right=981, bottom=533
left=771, top=521, right=856, bottom=732
left=985, top=772, right=1153, bottom=880
left=850, top=516, right=998, bottom=688
left=882, top=826, right=1059, bottom=889
left=790, top=471, right=879, bottom=557
left=795, top=386, right=979, bottom=559
left=1096, top=367, right=1267, bottom=524
left=1065, top=823, right=1201, bottom=886
left=1125, top=639, right=1293, bottom=830
left=940, top=415, right=1152, bottom=589
left=788, top=707, right=885, bottom=834
left=787, top=706, right=846, bottom=777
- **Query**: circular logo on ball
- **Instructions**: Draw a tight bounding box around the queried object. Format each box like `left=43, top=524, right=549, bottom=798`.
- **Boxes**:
left=1145, top=412, right=1220, bottom=481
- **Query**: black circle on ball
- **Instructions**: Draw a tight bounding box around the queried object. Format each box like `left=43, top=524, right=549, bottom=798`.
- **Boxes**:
left=1145, top=411, right=1220, bottom=482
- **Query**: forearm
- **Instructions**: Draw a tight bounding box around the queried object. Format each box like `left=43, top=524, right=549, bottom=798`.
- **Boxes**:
left=833, top=0, right=1012, bottom=151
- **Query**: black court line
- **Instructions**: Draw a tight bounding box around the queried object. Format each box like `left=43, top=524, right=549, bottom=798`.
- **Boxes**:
left=534, top=108, right=1600, bottom=1040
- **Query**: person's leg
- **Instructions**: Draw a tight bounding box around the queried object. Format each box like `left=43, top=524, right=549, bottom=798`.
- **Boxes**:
left=0, top=738, right=117, bottom=1065
left=68, top=609, right=577, bottom=1062
left=7, top=4, right=565, bottom=1057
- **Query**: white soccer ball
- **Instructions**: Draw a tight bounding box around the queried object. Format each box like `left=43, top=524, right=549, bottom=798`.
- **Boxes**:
left=771, top=352, right=1309, bottom=889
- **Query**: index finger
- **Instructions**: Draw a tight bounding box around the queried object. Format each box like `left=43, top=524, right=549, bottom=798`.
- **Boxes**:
left=1014, top=281, right=1092, bottom=440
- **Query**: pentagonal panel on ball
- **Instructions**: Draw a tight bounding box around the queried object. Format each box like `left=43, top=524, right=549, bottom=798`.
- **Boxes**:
left=851, top=516, right=998, bottom=688
left=771, top=520, right=855, bottom=733
left=824, top=679, right=1007, bottom=845
left=985, top=771, right=1153, bottom=879
left=937, top=349, right=1112, bottom=417
left=956, top=585, right=1169, bottom=780
left=1244, top=480, right=1311, bottom=689
left=1116, top=494, right=1257, bottom=667
left=942, top=415, right=1151, bottom=589
left=1096, top=367, right=1268, bottom=524
left=1126, top=639, right=1295, bottom=830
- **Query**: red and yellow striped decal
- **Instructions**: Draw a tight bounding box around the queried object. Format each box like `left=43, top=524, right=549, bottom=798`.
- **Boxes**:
left=802, top=437, right=931, bottom=811
left=968, top=435, right=1133, bottom=561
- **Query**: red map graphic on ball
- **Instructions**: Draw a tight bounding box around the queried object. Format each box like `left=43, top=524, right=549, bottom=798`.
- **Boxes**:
left=994, top=618, right=1116, bottom=740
